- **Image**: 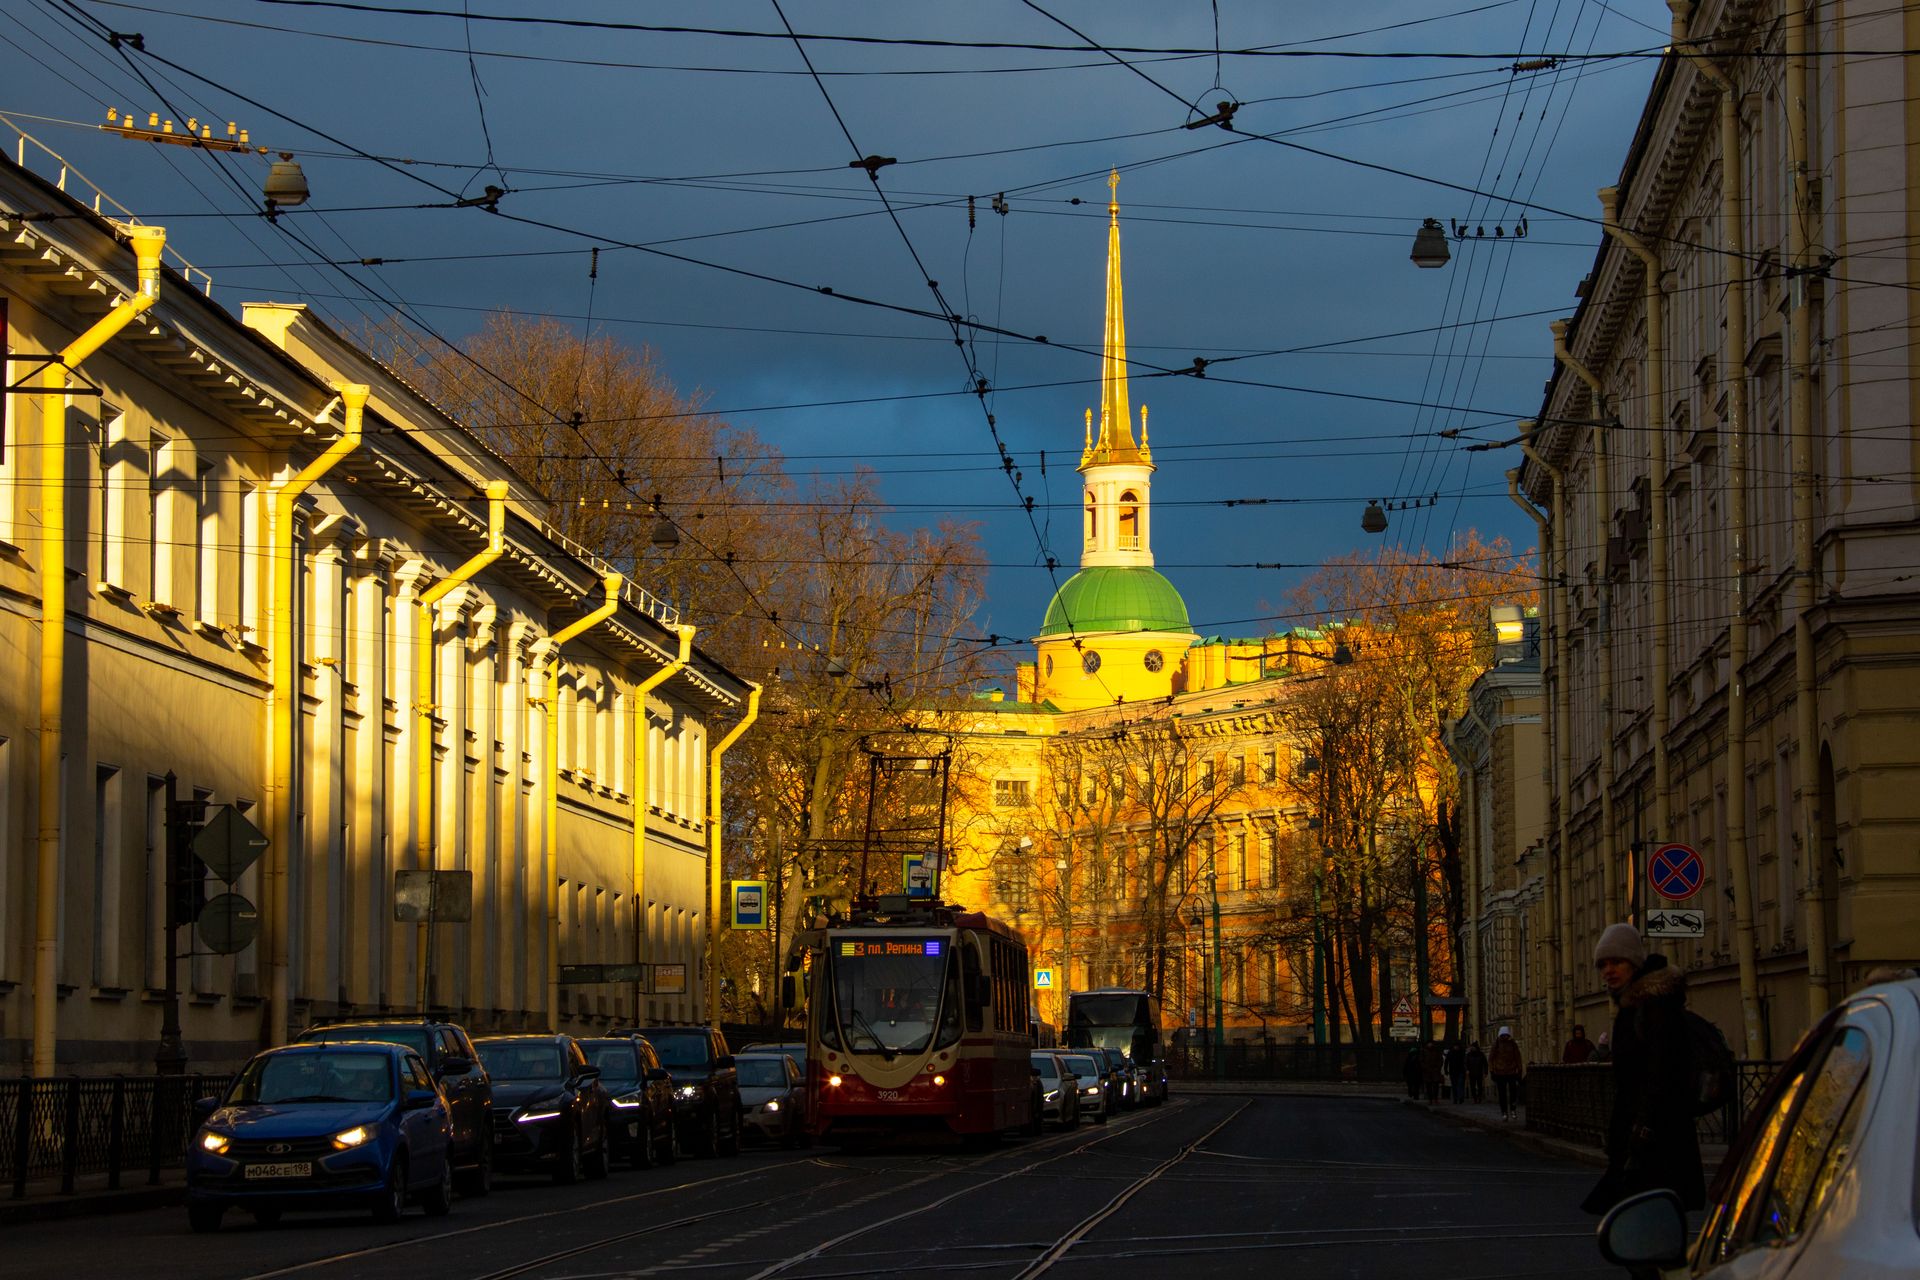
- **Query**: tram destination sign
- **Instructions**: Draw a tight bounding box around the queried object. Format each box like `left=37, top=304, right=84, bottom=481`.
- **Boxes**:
left=837, top=937, right=944, bottom=958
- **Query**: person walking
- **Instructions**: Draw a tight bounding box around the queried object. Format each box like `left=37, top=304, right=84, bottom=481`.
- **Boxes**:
left=1488, top=1027, right=1523, bottom=1120
left=1445, top=1041, right=1467, bottom=1104
left=1420, top=1038, right=1443, bottom=1104
left=1561, top=1024, right=1596, bottom=1063
left=1465, top=1041, right=1487, bottom=1102
left=1580, top=923, right=1706, bottom=1216
left=1402, top=1044, right=1423, bottom=1101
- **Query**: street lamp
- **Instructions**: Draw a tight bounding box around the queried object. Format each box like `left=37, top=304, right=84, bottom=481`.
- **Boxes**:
left=1410, top=218, right=1451, bottom=268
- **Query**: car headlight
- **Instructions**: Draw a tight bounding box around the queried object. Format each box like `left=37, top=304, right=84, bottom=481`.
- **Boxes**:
left=763, top=1099, right=780, bottom=1113
left=673, top=1085, right=701, bottom=1101
left=517, top=1108, right=563, bottom=1124
left=199, top=1130, right=229, bottom=1155
left=1081, top=1086, right=1099, bottom=1096
left=611, top=1093, right=643, bottom=1110
left=1044, top=1089, right=1060, bottom=1102
left=332, top=1125, right=371, bottom=1150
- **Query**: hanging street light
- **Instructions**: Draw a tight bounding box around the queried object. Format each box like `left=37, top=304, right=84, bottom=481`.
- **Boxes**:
left=262, top=153, right=308, bottom=214
left=1361, top=500, right=1389, bottom=534
left=1410, top=217, right=1451, bottom=268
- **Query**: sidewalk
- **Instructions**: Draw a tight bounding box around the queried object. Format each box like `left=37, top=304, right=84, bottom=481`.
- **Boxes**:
left=1407, top=1092, right=1730, bottom=1176
left=1175, top=1079, right=1407, bottom=1099
left=0, top=1169, right=187, bottom=1226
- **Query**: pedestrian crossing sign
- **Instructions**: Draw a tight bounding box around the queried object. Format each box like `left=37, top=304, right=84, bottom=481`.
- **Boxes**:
left=1034, top=967, right=1055, bottom=990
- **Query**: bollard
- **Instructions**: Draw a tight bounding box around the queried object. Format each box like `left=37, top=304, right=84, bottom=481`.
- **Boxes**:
left=106, top=1079, right=126, bottom=1190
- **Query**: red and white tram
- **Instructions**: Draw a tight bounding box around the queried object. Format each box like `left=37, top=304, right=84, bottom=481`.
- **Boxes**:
left=795, top=899, right=1036, bottom=1140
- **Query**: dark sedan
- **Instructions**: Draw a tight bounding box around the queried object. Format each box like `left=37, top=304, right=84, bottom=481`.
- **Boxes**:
left=580, top=1037, right=676, bottom=1167
left=185, top=1042, right=453, bottom=1231
left=473, top=1034, right=611, bottom=1184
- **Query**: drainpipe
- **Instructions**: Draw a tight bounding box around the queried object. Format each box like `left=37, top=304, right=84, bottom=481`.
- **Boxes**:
left=1668, top=0, right=1765, bottom=1057
left=31, top=225, right=167, bottom=1076
left=704, top=683, right=762, bottom=1028
left=1551, top=320, right=1621, bottom=924
left=1784, top=0, right=1830, bottom=1020
left=1516, top=430, right=1576, bottom=1028
left=542, top=573, right=623, bottom=1029
left=414, top=481, right=511, bottom=1010
left=1597, top=186, right=1674, bottom=864
left=629, top=624, right=696, bottom=1022
left=267, top=384, right=367, bottom=1048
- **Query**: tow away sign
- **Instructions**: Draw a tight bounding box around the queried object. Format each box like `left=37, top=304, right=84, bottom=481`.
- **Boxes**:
left=1646, top=908, right=1705, bottom=938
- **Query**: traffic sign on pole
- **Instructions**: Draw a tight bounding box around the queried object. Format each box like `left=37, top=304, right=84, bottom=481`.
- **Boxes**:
left=1034, top=967, right=1055, bottom=990
left=191, top=805, right=269, bottom=884
left=1647, top=843, right=1705, bottom=902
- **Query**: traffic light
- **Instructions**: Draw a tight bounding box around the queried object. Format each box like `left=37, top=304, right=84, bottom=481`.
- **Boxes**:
left=167, top=800, right=209, bottom=925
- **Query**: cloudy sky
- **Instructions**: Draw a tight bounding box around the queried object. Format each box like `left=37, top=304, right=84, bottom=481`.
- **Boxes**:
left=3, top=1, right=1669, bottom=642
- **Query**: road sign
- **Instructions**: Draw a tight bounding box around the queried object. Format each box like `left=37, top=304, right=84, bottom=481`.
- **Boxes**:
left=1034, top=967, right=1055, bottom=990
left=1647, top=908, right=1706, bottom=938
left=902, top=855, right=932, bottom=899
left=559, top=963, right=650, bottom=985
left=1389, top=1025, right=1418, bottom=1040
left=191, top=805, right=268, bottom=883
left=197, top=892, right=259, bottom=955
left=393, top=870, right=473, bottom=923
left=731, top=880, right=767, bottom=930
left=1391, top=995, right=1415, bottom=1026
left=1648, top=843, right=1704, bottom=902
left=653, top=963, right=688, bottom=996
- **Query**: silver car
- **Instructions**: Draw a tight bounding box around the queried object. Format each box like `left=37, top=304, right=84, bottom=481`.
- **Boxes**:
left=734, top=1052, right=807, bottom=1148
left=1029, top=1052, right=1079, bottom=1130
left=1060, top=1053, right=1109, bottom=1125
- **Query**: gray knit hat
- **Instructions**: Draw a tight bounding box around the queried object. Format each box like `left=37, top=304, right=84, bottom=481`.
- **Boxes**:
left=1594, top=922, right=1647, bottom=968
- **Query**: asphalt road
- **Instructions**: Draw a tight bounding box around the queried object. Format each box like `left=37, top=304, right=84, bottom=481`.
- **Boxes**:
left=0, top=1097, right=1616, bottom=1280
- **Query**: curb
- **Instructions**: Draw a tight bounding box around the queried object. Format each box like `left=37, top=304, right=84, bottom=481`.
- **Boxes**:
left=0, top=1183, right=185, bottom=1226
left=1405, top=1098, right=1609, bottom=1168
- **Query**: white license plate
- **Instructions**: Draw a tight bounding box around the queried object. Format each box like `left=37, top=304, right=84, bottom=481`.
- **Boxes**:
left=244, top=1162, right=312, bottom=1179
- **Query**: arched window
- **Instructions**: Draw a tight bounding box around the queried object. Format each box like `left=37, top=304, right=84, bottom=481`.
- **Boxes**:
left=1118, top=490, right=1140, bottom=548
left=1084, top=490, right=1097, bottom=547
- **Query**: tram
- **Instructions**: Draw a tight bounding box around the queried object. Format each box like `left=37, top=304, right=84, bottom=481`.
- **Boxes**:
left=792, top=897, right=1037, bottom=1140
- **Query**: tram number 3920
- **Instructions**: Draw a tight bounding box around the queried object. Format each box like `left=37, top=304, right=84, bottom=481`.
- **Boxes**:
left=877, top=1089, right=900, bottom=1101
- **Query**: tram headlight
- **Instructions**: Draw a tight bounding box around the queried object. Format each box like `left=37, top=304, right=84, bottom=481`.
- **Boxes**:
left=827, top=1074, right=843, bottom=1088
left=932, top=1074, right=945, bottom=1087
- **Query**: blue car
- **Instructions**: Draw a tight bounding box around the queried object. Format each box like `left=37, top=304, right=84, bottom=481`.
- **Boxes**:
left=185, top=1041, right=455, bottom=1232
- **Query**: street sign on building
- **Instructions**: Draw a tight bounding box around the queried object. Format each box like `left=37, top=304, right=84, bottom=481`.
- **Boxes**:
left=1034, top=967, right=1055, bottom=990
left=197, top=893, right=259, bottom=955
left=1647, top=908, right=1706, bottom=938
left=191, top=805, right=268, bottom=884
left=902, top=855, right=932, bottom=899
left=1647, top=843, right=1704, bottom=902
left=393, top=870, right=473, bottom=923
left=653, top=963, right=688, bottom=996
left=730, top=880, right=767, bottom=930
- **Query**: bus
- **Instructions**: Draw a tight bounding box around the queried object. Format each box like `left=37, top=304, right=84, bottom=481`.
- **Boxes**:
left=1066, top=988, right=1168, bottom=1104
left=795, top=898, right=1037, bottom=1141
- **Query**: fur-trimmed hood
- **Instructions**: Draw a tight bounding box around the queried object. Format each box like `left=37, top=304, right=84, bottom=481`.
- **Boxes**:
left=1615, top=953, right=1686, bottom=1009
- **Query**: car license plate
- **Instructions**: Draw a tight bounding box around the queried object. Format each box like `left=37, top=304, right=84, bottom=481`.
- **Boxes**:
left=244, top=1162, right=311, bottom=1179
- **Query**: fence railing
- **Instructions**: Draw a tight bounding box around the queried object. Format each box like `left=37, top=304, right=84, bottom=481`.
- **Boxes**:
left=1, top=1075, right=229, bottom=1198
left=1167, top=1041, right=1408, bottom=1083
left=1523, top=1060, right=1781, bottom=1150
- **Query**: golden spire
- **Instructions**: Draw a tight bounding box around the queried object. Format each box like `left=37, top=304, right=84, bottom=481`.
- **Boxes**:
left=1081, top=169, right=1147, bottom=471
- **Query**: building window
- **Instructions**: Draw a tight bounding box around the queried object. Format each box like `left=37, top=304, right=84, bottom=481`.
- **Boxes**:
left=1234, top=831, right=1250, bottom=890
left=0, top=320, right=16, bottom=547
left=1083, top=490, right=1096, bottom=548
left=96, top=404, right=132, bottom=589
left=1261, top=750, right=1276, bottom=783
left=93, top=765, right=122, bottom=987
left=1199, top=759, right=1215, bottom=791
left=1260, top=829, right=1278, bottom=886
left=196, top=461, right=220, bottom=626
left=238, top=480, right=261, bottom=639
left=1117, top=490, right=1140, bottom=549
left=994, top=778, right=1030, bottom=808
left=1231, top=756, right=1247, bottom=787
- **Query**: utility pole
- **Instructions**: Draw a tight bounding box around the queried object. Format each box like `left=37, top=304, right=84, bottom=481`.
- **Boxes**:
left=156, top=772, right=186, bottom=1075
left=1209, top=871, right=1225, bottom=1080
left=1413, top=844, right=1431, bottom=1044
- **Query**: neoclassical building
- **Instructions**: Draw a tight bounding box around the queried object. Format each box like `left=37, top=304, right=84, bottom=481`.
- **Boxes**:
left=1, top=143, right=752, bottom=1074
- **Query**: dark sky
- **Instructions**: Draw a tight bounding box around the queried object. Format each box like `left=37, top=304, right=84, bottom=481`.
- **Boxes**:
left=3, top=1, right=1666, bottom=643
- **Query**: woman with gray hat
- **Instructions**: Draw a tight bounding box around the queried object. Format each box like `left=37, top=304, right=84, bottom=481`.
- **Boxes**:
left=1581, top=922, right=1705, bottom=1214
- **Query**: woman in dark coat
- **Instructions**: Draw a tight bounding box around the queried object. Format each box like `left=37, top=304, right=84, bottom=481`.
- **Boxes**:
left=1582, top=923, right=1705, bottom=1214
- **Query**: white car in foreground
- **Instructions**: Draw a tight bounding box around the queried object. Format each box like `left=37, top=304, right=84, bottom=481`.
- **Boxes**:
left=1597, top=975, right=1920, bottom=1278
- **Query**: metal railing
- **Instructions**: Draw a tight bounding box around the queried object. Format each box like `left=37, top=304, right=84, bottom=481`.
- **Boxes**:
left=1167, top=1040, right=1407, bottom=1082
left=1, top=1075, right=229, bottom=1198
left=1523, top=1060, right=1782, bottom=1150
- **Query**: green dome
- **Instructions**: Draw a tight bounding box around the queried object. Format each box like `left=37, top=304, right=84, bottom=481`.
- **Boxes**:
left=1038, top=566, right=1191, bottom=637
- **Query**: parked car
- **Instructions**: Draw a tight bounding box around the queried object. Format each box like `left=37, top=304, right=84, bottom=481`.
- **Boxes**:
left=1094, top=1047, right=1137, bottom=1109
left=1595, top=974, right=1920, bottom=1279
left=740, top=1040, right=807, bottom=1080
left=185, top=1042, right=454, bottom=1232
left=735, top=1052, right=808, bottom=1147
left=1030, top=1052, right=1080, bottom=1130
left=295, top=1017, right=494, bottom=1195
left=579, top=1036, right=676, bottom=1168
left=1060, top=1052, right=1109, bottom=1125
left=617, top=1025, right=742, bottom=1157
left=472, top=1034, right=611, bottom=1184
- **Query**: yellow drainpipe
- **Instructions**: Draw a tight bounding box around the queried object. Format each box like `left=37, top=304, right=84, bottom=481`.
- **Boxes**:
left=1550, top=319, right=1622, bottom=922
left=1520, top=424, right=1575, bottom=1028
left=1667, top=0, right=1766, bottom=1056
left=1597, top=186, right=1674, bottom=861
left=413, top=481, right=512, bottom=1010
left=704, top=683, right=761, bottom=1027
left=542, top=573, right=623, bottom=1028
left=628, top=624, right=696, bottom=1021
left=31, top=225, right=167, bottom=1076
left=267, top=384, right=367, bottom=1048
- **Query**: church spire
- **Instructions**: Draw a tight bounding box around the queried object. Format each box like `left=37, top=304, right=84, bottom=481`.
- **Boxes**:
left=1082, top=169, right=1145, bottom=469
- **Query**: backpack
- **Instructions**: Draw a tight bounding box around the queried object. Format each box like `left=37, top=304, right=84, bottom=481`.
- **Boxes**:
left=1684, top=1010, right=1736, bottom=1117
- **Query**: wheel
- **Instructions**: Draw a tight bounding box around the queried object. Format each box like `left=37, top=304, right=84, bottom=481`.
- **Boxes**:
left=187, top=1204, right=224, bottom=1234
left=716, top=1109, right=741, bottom=1157
left=372, top=1156, right=407, bottom=1224
left=694, top=1109, right=719, bottom=1158
left=250, top=1207, right=282, bottom=1227
left=656, top=1121, right=677, bottom=1166
left=553, top=1127, right=583, bottom=1185
left=1094, top=1108, right=1109, bottom=1125
left=420, top=1159, right=454, bottom=1217
left=456, top=1133, right=493, bottom=1197
left=633, top=1117, right=655, bottom=1169
left=584, top=1127, right=610, bottom=1180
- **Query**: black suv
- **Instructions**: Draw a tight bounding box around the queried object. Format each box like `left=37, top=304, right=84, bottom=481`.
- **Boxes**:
left=295, top=1018, right=495, bottom=1195
left=579, top=1036, right=677, bottom=1168
left=472, top=1034, right=611, bottom=1184
left=616, top=1026, right=741, bottom=1157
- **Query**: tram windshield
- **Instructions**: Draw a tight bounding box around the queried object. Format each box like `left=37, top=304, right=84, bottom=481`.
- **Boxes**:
left=829, top=934, right=958, bottom=1056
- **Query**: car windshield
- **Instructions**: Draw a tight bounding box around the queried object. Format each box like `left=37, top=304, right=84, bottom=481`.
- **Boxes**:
left=641, top=1032, right=713, bottom=1070
left=1062, top=1055, right=1099, bottom=1080
left=736, top=1059, right=788, bottom=1088
left=583, top=1044, right=640, bottom=1082
left=298, top=1026, right=431, bottom=1057
left=476, top=1042, right=565, bottom=1081
left=830, top=937, right=951, bottom=1055
left=1031, top=1057, right=1061, bottom=1081
left=230, top=1051, right=393, bottom=1104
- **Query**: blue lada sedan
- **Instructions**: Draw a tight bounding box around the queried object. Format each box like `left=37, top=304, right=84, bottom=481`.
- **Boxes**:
left=186, top=1041, right=454, bottom=1231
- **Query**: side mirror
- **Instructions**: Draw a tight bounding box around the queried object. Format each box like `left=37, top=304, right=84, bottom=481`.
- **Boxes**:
left=576, top=1066, right=601, bottom=1083
left=404, top=1088, right=440, bottom=1111
left=192, top=1096, right=221, bottom=1124
left=436, top=1055, right=472, bottom=1077
left=645, top=1068, right=669, bottom=1083
left=1596, top=1189, right=1689, bottom=1271
left=715, top=1055, right=735, bottom=1070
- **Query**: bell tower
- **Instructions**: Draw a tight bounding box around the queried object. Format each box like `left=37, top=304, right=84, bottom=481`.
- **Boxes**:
left=1079, top=170, right=1155, bottom=570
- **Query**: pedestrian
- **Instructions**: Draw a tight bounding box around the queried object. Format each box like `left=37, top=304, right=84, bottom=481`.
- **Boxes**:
left=1402, top=1044, right=1423, bottom=1101
left=1465, top=1041, right=1487, bottom=1102
left=1591, top=1030, right=1612, bottom=1063
left=1488, top=1026, right=1523, bottom=1120
left=1580, top=923, right=1706, bottom=1216
left=1561, top=1023, right=1596, bottom=1063
left=1445, top=1040, right=1466, bottom=1103
left=1420, top=1038, right=1443, bottom=1104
